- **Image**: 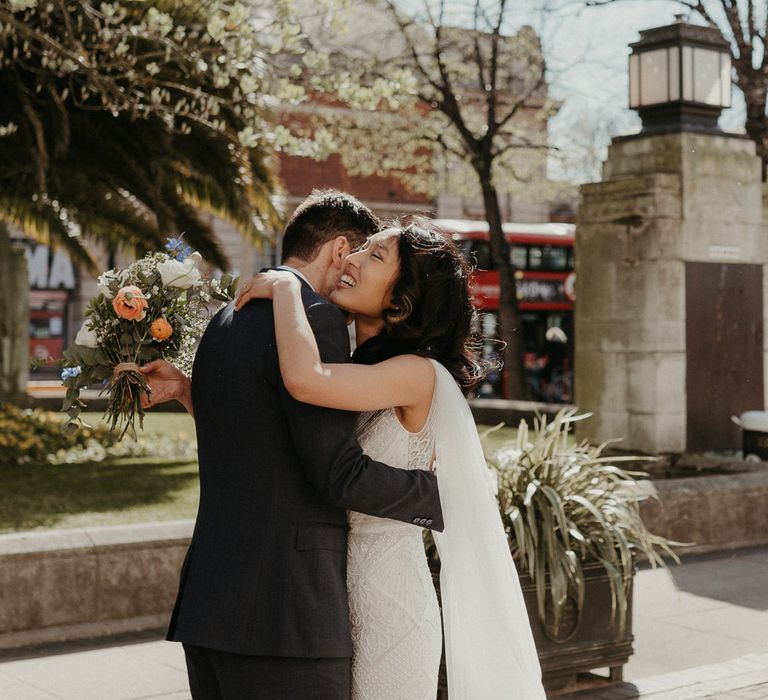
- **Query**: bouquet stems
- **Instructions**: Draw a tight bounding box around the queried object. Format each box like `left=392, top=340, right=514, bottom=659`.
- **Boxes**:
left=103, top=362, right=151, bottom=439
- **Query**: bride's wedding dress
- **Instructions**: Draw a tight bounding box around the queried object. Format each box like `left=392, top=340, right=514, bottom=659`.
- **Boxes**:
left=348, top=359, right=547, bottom=700
left=348, top=390, right=442, bottom=699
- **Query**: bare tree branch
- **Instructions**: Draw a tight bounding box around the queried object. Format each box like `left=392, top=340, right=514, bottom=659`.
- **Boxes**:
left=473, top=0, right=490, bottom=93
left=484, top=0, right=506, bottom=157
left=379, top=0, right=445, bottom=94
left=494, top=68, right=548, bottom=136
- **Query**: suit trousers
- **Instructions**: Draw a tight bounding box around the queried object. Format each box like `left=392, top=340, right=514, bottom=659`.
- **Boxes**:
left=182, top=644, right=352, bottom=700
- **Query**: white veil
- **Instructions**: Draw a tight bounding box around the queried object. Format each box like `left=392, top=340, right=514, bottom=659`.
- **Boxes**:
left=430, top=359, right=546, bottom=699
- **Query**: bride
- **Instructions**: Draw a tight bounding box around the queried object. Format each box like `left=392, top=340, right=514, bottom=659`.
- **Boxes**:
left=235, top=223, right=545, bottom=699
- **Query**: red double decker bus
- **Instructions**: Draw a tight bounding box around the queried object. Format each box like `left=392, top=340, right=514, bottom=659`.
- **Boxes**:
left=432, top=219, right=575, bottom=401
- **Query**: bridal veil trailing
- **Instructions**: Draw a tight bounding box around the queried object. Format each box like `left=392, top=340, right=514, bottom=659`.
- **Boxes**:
left=430, top=359, right=546, bottom=699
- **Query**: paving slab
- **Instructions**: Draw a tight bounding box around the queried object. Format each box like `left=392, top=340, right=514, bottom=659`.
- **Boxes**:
left=625, top=546, right=768, bottom=680
left=0, top=641, right=189, bottom=700
left=0, top=669, right=60, bottom=700
left=568, top=654, right=768, bottom=699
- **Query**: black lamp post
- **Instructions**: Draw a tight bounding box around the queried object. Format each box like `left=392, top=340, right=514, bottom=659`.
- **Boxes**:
left=628, top=15, right=731, bottom=134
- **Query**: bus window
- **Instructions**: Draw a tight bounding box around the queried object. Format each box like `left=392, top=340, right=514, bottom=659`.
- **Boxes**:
left=529, top=245, right=568, bottom=271
left=510, top=245, right=527, bottom=270
left=543, top=245, right=568, bottom=270
left=469, top=241, right=494, bottom=270
left=529, top=246, right=543, bottom=269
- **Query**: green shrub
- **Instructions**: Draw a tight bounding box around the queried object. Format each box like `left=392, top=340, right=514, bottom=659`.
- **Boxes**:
left=488, top=409, right=678, bottom=635
left=0, top=403, right=118, bottom=466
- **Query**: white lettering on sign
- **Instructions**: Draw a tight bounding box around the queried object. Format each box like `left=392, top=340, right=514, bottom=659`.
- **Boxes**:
left=517, top=279, right=565, bottom=303
left=48, top=248, right=76, bottom=289
left=23, top=243, right=77, bottom=290
left=708, top=245, right=741, bottom=261
left=26, top=245, right=49, bottom=288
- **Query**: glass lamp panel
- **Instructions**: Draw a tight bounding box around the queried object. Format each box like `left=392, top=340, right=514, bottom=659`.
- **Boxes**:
left=693, top=47, right=722, bottom=105
left=629, top=53, right=640, bottom=107
left=720, top=54, right=732, bottom=107
left=682, top=45, right=694, bottom=101
left=639, top=48, right=669, bottom=105
left=668, top=46, right=681, bottom=101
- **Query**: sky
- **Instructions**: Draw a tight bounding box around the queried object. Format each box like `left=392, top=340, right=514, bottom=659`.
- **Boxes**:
left=398, top=0, right=748, bottom=183
left=527, top=0, right=747, bottom=181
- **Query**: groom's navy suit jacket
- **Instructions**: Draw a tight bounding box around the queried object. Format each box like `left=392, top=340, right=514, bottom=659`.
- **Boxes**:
left=167, top=279, right=443, bottom=658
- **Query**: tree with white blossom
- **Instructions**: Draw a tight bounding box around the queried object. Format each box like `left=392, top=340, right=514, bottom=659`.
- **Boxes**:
left=0, top=0, right=307, bottom=268
left=294, top=0, right=559, bottom=399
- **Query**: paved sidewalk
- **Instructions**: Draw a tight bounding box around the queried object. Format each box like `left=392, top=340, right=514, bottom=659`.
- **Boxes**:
left=0, top=547, right=765, bottom=699
left=569, top=654, right=768, bottom=699
left=624, top=547, right=768, bottom=680
left=0, top=636, right=189, bottom=699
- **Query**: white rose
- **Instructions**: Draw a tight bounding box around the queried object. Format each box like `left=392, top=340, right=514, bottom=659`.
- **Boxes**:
left=157, top=253, right=203, bottom=289
left=75, top=322, right=99, bottom=348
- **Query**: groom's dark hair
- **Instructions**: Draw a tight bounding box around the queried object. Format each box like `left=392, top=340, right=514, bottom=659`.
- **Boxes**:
left=281, top=189, right=380, bottom=263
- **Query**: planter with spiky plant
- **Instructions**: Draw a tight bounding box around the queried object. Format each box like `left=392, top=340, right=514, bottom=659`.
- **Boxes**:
left=430, top=408, right=678, bottom=696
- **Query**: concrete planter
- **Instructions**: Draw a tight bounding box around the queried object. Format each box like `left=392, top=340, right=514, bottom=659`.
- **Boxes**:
left=638, top=470, right=768, bottom=555
left=431, top=559, right=633, bottom=698
left=0, top=521, right=192, bottom=651
left=468, top=398, right=574, bottom=428
left=528, top=560, right=633, bottom=695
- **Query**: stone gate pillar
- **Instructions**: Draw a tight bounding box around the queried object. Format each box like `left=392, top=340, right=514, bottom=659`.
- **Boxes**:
left=576, top=132, right=766, bottom=453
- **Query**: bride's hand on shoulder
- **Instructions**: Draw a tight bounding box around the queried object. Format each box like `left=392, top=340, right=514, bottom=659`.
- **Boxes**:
left=234, top=271, right=300, bottom=311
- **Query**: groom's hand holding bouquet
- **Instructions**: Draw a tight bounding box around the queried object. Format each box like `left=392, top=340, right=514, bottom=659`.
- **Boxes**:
left=60, top=239, right=238, bottom=437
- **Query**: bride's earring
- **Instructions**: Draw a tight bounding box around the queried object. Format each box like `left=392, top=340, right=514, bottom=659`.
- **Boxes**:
left=386, top=305, right=403, bottom=325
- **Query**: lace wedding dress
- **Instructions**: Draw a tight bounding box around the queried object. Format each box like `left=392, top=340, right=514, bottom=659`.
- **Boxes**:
left=347, top=360, right=546, bottom=699
left=347, top=400, right=442, bottom=700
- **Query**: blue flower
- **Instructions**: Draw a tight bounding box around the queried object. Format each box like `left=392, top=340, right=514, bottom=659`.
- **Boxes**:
left=176, top=244, right=193, bottom=261
left=61, top=366, right=82, bottom=382
left=165, top=236, right=192, bottom=262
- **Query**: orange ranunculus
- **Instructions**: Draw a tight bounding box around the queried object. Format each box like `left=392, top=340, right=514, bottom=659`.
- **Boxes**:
left=150, top=317, right=173, bottom=341
left=112, top=285, right=148, bottom=321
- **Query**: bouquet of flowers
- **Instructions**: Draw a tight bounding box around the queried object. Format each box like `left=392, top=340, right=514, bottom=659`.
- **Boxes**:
left=61, top=239, right=239, bottom=438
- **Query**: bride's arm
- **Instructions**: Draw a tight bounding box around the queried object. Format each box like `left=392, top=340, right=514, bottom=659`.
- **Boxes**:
left=236, top=272, right=434, bottom=412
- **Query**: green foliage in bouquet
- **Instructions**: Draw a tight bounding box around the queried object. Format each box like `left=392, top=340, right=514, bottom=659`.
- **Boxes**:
left=61, top=242, right=239, bottom=438
left=486, top=409, right=678, bottom=636
left=0, top=403, right=118, bottom=466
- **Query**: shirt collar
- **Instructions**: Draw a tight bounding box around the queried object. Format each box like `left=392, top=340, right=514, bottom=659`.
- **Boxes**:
left=276, top=265, right=314, bottom=292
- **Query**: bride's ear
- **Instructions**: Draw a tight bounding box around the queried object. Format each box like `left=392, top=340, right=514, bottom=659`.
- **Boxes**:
left=331, top=236, right=351, bottom=268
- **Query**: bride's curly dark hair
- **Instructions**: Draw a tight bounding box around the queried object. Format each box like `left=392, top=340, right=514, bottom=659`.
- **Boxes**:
left=352, top=220, right=490, bottom=391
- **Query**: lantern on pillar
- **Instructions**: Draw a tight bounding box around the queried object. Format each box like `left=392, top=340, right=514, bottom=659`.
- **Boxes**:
left=628, top=15, right=731, bottom=134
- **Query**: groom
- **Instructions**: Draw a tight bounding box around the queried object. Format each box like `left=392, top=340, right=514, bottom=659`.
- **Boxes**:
left=140, top=190, right=443, bottom=699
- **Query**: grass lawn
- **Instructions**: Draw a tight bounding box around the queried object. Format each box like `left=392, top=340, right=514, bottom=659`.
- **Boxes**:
left=477, top=424, right=518, bottom=454
left=81, top=410, right=197, bottom=435
left=0, top=411, right=200, bottom=534
left=0, top=413, right=519, bottom=534
left=0, top=457, right=200, bottom=533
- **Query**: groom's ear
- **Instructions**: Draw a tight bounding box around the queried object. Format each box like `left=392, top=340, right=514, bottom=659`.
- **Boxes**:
left=331, top=236, right=351, bottom=268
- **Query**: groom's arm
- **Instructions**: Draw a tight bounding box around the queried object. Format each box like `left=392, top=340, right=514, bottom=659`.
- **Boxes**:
left=279, top=301, right=444, bottom=532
